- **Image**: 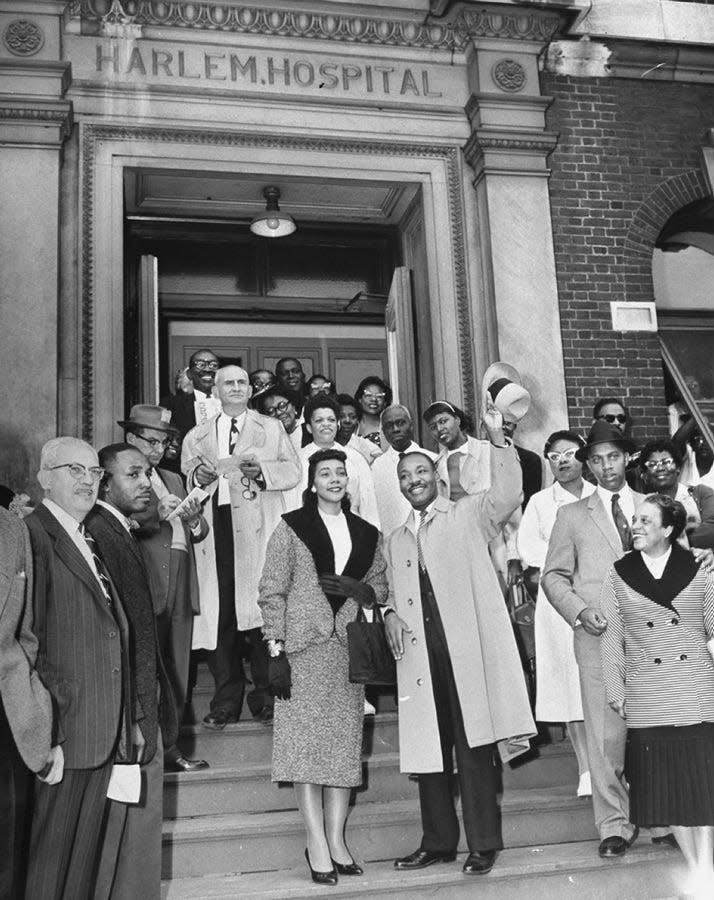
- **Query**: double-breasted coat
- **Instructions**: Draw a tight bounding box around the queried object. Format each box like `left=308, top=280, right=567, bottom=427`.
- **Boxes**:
left=601, top=545, right=714, bottom=728
left=384, top=443, right=536, bottom=774
left=182, top=409, right=300, bottom=643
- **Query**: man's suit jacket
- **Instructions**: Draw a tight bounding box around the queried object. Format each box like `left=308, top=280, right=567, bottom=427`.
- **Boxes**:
left=0, top=508, right=52, bottom=772
left=84, top=506, right=178, bottom=762
left=132, top=468, right=208, bottom=617
left=25, top=504, right=130, bottom=769
left=515, top=444, right=543, bottom=511
left=160, top=390, right=196, bottom=439
left=542, top=488, right=644, bottom=668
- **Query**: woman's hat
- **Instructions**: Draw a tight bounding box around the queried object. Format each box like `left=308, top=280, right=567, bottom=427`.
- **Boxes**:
left=575, top=419, right=637, bottom=462
left=117, top=404, right=174, bottom=433
left=482, top=362, right=531, bottom=423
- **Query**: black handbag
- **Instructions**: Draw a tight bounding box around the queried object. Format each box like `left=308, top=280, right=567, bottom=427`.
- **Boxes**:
left=347, top=605, right=397, bottom=686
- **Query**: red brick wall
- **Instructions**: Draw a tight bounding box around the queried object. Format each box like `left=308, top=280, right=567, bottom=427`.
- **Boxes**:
left=541, top=73, right=714, bottom=440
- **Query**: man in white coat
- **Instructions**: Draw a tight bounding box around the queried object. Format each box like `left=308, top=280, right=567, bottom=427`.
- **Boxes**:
left=384, top=398, right=535, bottom=876
left=371, top=404, right=434, bottom=538
left=182, top=365, right=300, bottom=728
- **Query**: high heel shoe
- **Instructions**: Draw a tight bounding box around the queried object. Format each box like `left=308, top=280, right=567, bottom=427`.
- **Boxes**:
left=305, top=849, right=338, bottom=886
left=331, top=857, right=364, bottom=876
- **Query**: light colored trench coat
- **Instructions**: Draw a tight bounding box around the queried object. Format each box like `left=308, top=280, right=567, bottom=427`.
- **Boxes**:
left=384, top=443, right=536, bottom=773
left=182, top=409, right=300, bottom=646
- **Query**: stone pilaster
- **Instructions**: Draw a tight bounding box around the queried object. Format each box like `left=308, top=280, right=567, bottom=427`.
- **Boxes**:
left=0, top=1, right=72, bottom=493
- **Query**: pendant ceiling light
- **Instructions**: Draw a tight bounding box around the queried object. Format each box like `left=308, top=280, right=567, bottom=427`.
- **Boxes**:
left=249, top=185, right=296, bottom=238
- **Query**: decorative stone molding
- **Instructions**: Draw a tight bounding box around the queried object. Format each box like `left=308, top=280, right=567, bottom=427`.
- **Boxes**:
left=0, top=100, right=73, bottom=144
left=491, top=58, right=526, bottom=92
left=2, top=19, right=45, bottom=56
left=79, top=125, right=475, bottom=438
left=70, top=0, right=567, bottom=50
left=464, top=129, right=559, bottom=177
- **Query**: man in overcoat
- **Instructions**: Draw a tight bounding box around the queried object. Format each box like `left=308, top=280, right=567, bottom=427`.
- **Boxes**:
left=0, top=507, right=56, bottom=899
left=384, top=399, right=535, bottom=876
left=182, top=365, right=300, bottom=727
left=24, top=437, right=133, bottom=900
left=542, top=420, right=643, bottom=858
left=123, top=404, right=210, bottom=771
left=87, top=443, right=178, bottom=900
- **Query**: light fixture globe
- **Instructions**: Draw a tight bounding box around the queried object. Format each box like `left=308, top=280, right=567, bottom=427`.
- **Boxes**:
left=249, top=185, right=296, bottom=238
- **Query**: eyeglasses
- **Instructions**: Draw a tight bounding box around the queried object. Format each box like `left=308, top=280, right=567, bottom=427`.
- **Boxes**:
left=192, top=360, right=219, bottom=371
left=241, top=476, right=257, bottom=501
left=135, top=434, right=171, bottom=449
left=598, top=414, right=627, bottom=424
left=311, top=382, right=333, bottom=394
left=546, top=448, right=578, bottom=463
left=47, top=463, right=105, bottom=482
left=644, top=458, right=677, bottom=471
left=265, top=400, right=290, bottom=416
left=363, top=391, right=386, bottom=401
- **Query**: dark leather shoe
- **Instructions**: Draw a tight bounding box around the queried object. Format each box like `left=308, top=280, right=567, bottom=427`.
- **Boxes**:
left=598, top=827, right=639, bottom=858
left=256, top=706, right=274, bottom=725
left=394, top=849, right=456, bottom=869
left=165, top=755, right=209, bottom=773
left=305, top=849, right=338, bottom=886
left=332, top=858, right=363, bottom=876
left=462, top=850, right=497, bottom=874
left=652, top=833, right=678, bottom=849
left=202, top=709, right=236, bottom=730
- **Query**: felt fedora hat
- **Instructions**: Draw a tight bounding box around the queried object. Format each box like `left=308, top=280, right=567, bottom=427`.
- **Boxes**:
left=575, top=419, right=637, bottom=462
left=482, top=362, right=531, bottom=423
left=117, top=404, right=174, bottom=433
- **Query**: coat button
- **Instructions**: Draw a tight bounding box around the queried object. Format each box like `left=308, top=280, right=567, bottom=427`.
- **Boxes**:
left=411, top=637, right=417, bottom=645
left=108, top=630, right=116, bottom=638
left=407, top=598, right=414, bottom=606
left=680, top=654, right=688, bottom=661
left=647, top=622, right=654, bottom=628
left=406, top=560, right=412, bottom=567
left=671, top=618, right=679, bottom=625
left=112, top=666, right=120, bottom=674
left=654, top=658, right=661, bottom=664
left=416, top=678, right=423, bottom=686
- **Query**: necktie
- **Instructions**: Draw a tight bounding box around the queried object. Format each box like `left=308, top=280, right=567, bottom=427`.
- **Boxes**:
left=229, top=417, right=239, bottom=456
left=416, top=509, right=428, bottom=571
left=79, top=524, right=113, bottom=603
left=611, top=493, right=632, bottom=552
left=446, top=454, right=467, bottom=501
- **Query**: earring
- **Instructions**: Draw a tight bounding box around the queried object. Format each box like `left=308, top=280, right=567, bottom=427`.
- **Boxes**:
left=310, top=486, right=317, bottom=493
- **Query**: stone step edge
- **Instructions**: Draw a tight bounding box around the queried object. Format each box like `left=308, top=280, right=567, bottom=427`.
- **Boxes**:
left=161, top=840, right=683, bottom=899
left=163, top=786, right=588, bottom=838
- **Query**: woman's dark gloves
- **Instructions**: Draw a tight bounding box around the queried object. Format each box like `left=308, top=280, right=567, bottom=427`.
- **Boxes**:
left=268, top=653, right=292, bottom=700
left=318, top=574, right=376, bottom=607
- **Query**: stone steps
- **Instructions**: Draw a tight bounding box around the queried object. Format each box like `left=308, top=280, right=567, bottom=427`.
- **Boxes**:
left=161, top=788, right=599, bottom=879
left=162, top=840, right=683, bottom=900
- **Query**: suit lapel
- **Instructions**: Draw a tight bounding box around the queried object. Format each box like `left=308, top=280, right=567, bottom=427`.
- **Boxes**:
left=35, top=505, right=111, bottom=606
left=587, top=492, right=622, bottom=556
left=95, top=506, right=145, bottom=568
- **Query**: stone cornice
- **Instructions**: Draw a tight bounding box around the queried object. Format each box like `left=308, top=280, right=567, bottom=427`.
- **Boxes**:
left=0, top=98, right=73, bottom=144
left=69, top=0, right=568, bottom=50
left=464, top=128, right=558, bottom=177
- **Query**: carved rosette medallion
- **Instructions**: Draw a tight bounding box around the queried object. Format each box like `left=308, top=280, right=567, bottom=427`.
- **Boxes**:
left=2, top=19, right=45, bottom=56
left=492, top=58, right=526, bottom=93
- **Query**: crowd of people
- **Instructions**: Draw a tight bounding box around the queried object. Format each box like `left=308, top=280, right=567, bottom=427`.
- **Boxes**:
left=4, top=346, right=714, bottom=898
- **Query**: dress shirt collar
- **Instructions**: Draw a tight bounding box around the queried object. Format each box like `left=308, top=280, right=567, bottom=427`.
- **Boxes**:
left=96, top=499, right=134, bottom=533
left=219, top=409, right=247, bottom=430
left=42, top=497, right=86, bottom=535
left=596, top=481, right=633, bottom=505
left=553, top=479, right=595, bottom=504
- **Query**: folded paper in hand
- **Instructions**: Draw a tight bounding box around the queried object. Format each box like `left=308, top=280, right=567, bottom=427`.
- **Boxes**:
left=107, top=763, right=141, bottom=803
left=166, top=486, right=209, bottom=521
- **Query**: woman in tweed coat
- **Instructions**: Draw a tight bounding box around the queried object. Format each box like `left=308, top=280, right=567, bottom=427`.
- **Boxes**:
left=601, top=493, right=714, bottom=889
left=259, top=448, right=388, bottom=885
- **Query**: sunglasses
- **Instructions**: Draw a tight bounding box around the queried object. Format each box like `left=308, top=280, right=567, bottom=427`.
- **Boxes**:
left=241, top=476, right=257, bottom=501
left=598, top=414, right=627, bottom=424
left=546, top=448, right=578, bottom=463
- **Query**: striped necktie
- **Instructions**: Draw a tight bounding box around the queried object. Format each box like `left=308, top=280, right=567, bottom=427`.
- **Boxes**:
left=229, top=417, right=239, bottom=455
left=611, top=493, right=633, bottom=553
left=79, top=523, right=112, bottom=603
left=416, top=508, right=428, bottom=571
